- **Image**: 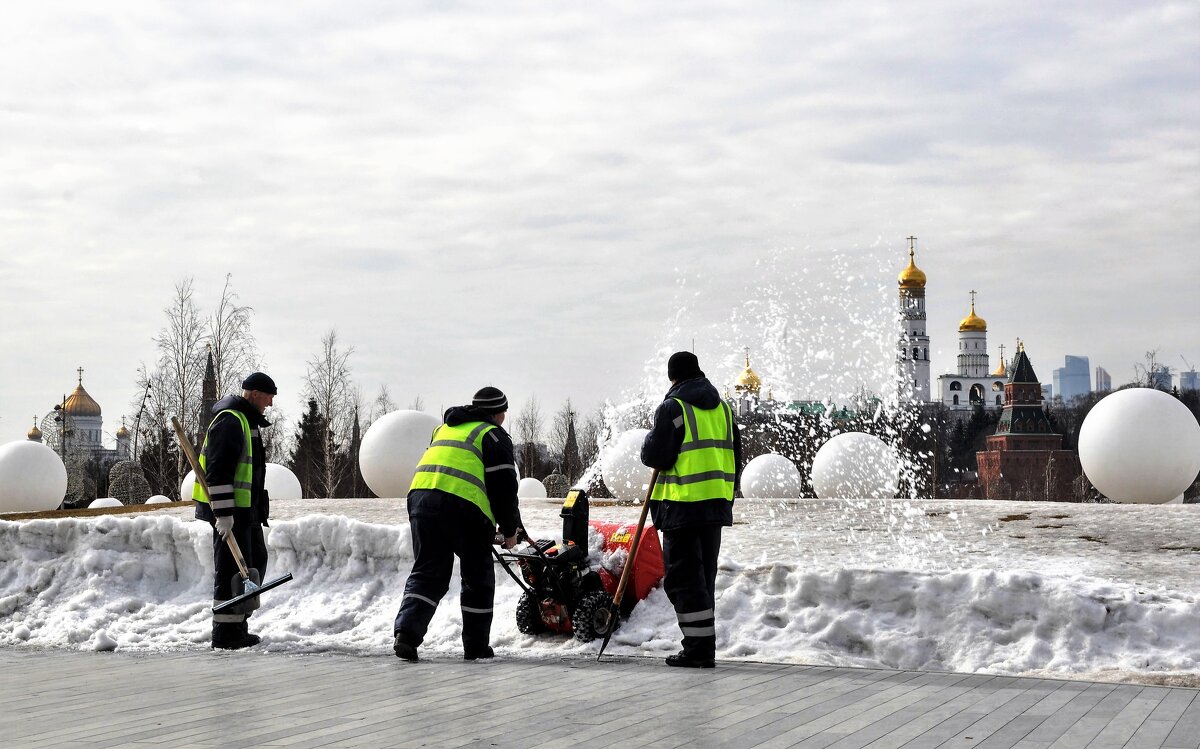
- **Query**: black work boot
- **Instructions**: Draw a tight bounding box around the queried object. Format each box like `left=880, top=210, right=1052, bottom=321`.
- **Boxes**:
left=665, top=651, right=715, bottom=668
left=393, top=633, right=418, bottom=662
left=212, top=621, right=261, bottom=650
left=464, top=645, right=494, bottom=661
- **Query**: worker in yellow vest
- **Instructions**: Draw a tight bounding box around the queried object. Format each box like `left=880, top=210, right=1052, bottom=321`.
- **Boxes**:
left=193, top=372, right=276, bottom=650
left=641, top=352, right=741, bottom=668
left=393, top=386, right=522, bottom=662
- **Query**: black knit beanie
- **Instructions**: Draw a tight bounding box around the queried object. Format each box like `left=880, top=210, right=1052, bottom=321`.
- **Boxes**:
left=472, top=386, right=508, bottom=414
left=241, top=372, right=278, bottom=395
left=667, top=352, right=703, bottom=382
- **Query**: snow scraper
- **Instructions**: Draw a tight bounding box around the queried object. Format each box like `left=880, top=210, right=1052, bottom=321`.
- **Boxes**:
left=172, top=417, right=293, bottom=614
left=596, top=469, right=659, bottom=661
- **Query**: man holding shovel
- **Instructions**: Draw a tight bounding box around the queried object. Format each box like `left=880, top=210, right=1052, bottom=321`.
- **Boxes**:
left=193, top=372, right=276, bottom=650
left=641, top=352, right=741, bottom=668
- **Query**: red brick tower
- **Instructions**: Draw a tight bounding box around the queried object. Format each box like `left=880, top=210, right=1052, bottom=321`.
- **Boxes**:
left=976, top=343, right=1081, bottom=500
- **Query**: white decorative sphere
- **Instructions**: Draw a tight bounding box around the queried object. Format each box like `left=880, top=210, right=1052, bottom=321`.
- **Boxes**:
left=89, top=497, right=123, bottom=509
left=0, top=440, right=68, bottom=513
left=359, top=410, right=441, bottom=498
left=180, top=470, right=196, bottom=502
left=517, top=477, right=547, bottom=499
left=146, top=494, right=173, bottom=504
left=1078, top=388, right=1200, bottom=504
left=742, top=453, right=802, bottom=498
left=600, top=428, right=654, bottom=502
left=811, top=432, right=899, bottom=500
left=265, top=462, right=303, bottom=500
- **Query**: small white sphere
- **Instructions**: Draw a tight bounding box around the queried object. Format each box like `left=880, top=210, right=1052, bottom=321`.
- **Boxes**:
left=600, top=428, right=654, bottom=502
left=517, top=477, right=547, bottom=499
left=145, top=495, right=173, bottom=504
left=88, top=497, right=123, bottom=509
left=1079, top=388, right=1200, bottom=504
left=742, top=454, right=802, bottom=498
left=359, top=410, right=441, bottom=498
left=811, top=432, right=899, bottom=500
left=265, top=462, right=303, bottom=500
left=0, top=440, right=68, bottom=513
left=180, top=470, right=196, bottom=502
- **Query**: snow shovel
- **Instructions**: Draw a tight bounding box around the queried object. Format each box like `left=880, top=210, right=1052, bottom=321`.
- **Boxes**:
left=596, top=469, right=659, bottom=661
left=171, top=417, right=293, bottom=614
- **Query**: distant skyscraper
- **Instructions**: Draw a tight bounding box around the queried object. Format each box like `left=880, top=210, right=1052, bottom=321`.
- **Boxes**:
left=1150, top=365, right=1172, bottom=391
left=1041, top=383, right=1054, bottom=401
left=1052, top=355, right=1090, bottom=402
left=1180, top=369, right=1199, bottom=392
left=1095, top=366, right=1111, bottom=392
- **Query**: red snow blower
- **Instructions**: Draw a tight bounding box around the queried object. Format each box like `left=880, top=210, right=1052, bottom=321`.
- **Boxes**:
left=493, top=489, right=664, bottom=642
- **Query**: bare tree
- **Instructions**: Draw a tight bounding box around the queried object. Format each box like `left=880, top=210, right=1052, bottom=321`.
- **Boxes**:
left=1132, top=349, right=1172, bottom=390
left=512, top=395, right=544, bottom=477
left=408, top=393, right=425, bottom=412
left=303, top=329, right=356, bottom=498
left=577, top=408, right=603, bottom=471
left=548, top=399, right=583, bottom=482
left=372, top=384, right=397, bottom=420
left=207, top=273, right=258, bottom=395
left=152, top=279, right=207, bottom=470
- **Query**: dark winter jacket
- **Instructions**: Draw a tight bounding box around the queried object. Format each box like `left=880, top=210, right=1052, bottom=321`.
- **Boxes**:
left=407, top=405, right=523, bottom=538
left=640, top=376, right=742, bottom=530
left=194, top=394, right=270, bottom=526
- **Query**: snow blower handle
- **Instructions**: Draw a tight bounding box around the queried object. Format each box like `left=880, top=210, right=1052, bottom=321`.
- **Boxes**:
left=171, top=416, right=253, bottom=585
left=596, top=468, right=659, bottom=661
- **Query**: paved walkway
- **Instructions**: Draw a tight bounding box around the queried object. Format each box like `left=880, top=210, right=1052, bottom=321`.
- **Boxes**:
left=0, top=650, right=1197, bottom=748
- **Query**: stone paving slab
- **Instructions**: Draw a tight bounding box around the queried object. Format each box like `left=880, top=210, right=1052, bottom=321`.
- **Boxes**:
left=0, top=649, right=1195, bottom=748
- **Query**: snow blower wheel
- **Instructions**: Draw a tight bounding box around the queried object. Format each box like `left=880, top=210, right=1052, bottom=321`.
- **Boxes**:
left=515, top=590, right=545, bottom=635
left=571, top=589, right=614, bottom=642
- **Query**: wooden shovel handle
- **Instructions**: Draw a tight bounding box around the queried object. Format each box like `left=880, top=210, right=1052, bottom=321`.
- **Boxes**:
left=171, top=416, right=251, bottom=581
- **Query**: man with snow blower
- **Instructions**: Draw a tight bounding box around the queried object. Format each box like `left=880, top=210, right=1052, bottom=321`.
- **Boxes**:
left=193, top=372, right=276, bottom=650
left=392, top=386, right=523, bottom=662
left=641, top=352, right=741, bottom=668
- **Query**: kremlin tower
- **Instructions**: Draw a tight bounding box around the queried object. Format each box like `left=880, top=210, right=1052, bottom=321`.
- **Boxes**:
left=896, top=236, right=931, bottom=402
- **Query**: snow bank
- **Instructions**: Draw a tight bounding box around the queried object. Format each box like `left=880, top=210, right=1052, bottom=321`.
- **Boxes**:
left=0, top=507, right=1196, bottom=682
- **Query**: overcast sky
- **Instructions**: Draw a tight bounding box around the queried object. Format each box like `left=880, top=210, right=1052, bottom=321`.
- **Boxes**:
left=1, top=1, right=1196, bottom=445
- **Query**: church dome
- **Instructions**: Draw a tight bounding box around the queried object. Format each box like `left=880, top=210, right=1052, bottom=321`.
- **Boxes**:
left=27, top=418, right=42, bottom=442
left=734, top=351, right=762, bottom=394
left=898, top=249, right=927, bottom=289
left=116, top=422, right=129, bottom=439
left=959, top=302, right=987, bottom=332
left=63, top=378, right=102, bottom=418
left=991, top=357, right=1007, bottom=377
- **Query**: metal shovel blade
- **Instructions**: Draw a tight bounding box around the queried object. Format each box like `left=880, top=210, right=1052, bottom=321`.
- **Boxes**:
left=212, top=572, right=294, bottom=614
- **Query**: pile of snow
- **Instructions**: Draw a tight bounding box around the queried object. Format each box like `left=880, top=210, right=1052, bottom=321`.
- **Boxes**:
left=0, top=498, right=1197, bottom=683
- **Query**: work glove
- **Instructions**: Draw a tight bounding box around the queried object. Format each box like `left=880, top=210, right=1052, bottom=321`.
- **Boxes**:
left=215, top=515, right=234, bottom=538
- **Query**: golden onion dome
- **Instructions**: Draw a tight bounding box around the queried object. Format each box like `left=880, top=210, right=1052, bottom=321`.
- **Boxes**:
left=991, top=357, right=1007, bottom=377
left=898, top=249, right=927, bottom=289
left=734, top=351, right=762, bottom=394
left=27, top=417, right=42, bottom=441
left=116, top=421, right=129, bottom=439
left=959, top=302, right=987, bottom=332
left=63, top=378, right=102, bottom=417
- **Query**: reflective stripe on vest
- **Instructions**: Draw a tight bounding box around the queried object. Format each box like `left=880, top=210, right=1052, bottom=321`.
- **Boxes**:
left=651, top=399, right=735, bottom=503
left=193, top=410, right=254, bottom=508
left=409, top=421, right=497, bottom=524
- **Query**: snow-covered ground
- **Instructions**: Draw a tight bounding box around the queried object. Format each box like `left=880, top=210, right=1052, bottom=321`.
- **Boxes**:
left=1, top=497, right=1197, bottom=685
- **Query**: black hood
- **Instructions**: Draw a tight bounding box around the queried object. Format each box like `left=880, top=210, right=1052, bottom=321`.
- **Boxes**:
left=664, top=376, right=723, bottom=409
left=212, top=394, right=271, bottom=428
left=443, top=405, right=504, bottom=428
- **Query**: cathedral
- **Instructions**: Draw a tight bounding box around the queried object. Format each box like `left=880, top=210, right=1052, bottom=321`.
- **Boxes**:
left=897, top=239, right=1007, bottom=413
left=28, top=369, right=131, bottom=462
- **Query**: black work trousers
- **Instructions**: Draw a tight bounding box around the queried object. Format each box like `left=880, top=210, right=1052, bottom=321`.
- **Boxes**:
left=393, top=495, right=496, bottom=653
left=211, top=515, right=268, bottom=639
left=661, top=524, right=722, bottom=659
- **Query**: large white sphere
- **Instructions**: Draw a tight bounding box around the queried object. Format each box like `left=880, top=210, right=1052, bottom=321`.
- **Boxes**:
left=600, top=429, right=654, bottom=502
left=0, top=440, right=68, bottom=513
left=811, top=432, right=899, bottom=500
left=1079, top=388, right=1200, bottom=504
left=265, top=462, right=303, bottom=499
left=146, top=494, right=173, bottom=504
left=742, top=453, right=802, bottom=498
left=517, top=477, right=547, bottom=499
left=180, top=470, right=196, bottom=502
left=359, top=410, right=441, bottom=498
left=89, top=497, right=123, bottom=509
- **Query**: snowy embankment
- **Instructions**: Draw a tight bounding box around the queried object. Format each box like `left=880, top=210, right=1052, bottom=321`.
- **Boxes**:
left=1, top=498, right=1198, bottom=684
